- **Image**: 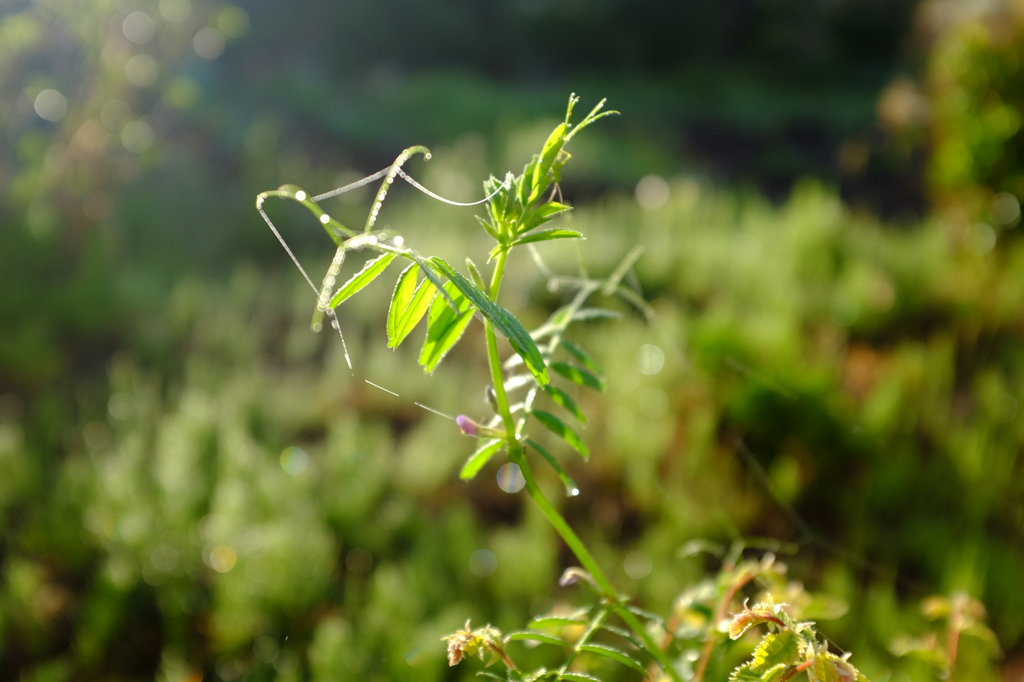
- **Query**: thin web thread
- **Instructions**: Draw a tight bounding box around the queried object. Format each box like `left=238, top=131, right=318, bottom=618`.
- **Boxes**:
left=397, top=168, right=508, bottom=207
left=312, top=168, right=389, bottom=202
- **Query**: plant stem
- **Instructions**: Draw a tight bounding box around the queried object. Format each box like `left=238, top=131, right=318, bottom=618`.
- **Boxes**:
left=483, top=248, right=683, bottom=682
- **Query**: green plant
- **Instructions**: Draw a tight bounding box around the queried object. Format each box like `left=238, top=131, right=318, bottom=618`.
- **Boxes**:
left=255, top=95, right=877, bottom=682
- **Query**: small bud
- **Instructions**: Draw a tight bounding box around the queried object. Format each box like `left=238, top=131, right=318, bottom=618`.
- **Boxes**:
left=456, top=415, right=478, bottom=436
left=485, top=387, right=498, bottom=411
left=558, top=566, right=595, bottom=587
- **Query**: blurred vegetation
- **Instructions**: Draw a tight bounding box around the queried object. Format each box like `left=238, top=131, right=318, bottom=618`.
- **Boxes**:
left=1, top=1, right=1023, bottom=681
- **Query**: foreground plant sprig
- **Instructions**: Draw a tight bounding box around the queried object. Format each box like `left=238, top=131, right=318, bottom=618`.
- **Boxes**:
left=255, top=95, right=871, bottom=682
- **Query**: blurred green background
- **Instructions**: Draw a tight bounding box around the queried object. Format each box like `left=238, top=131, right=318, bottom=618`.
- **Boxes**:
left=2, top=0, right=1024, bottom=680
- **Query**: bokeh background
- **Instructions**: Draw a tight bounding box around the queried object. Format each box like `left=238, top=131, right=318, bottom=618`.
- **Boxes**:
left=2, top=0, right=1024, bottom=680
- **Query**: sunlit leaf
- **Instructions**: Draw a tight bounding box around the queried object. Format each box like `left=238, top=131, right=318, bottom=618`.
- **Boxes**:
left=531, top=410, right=588, bottom=460
left=525, top=438, right=578, bottom=496
left=460, top=439, right=505, bottom=480
left=505, top=631, right=569, bottom=647
left=559, top=673, right=602, bottom=682
left=543, top=385, right=586, bottom=424
left=387, top=264, right=437, bottom=348
left=328, top=252, right=397, bottom=307
left=512, top=229, right=583, bottom=246
left=528, top=617, right=588, bottom=629
left=419, top=280, right=475, bottom=373
left=578, top=644, right=647, bottom=675
left=431, top=257, right=549, bottom=385
left=559, top=340, right=604, bottom=376
left=550, top=362, right=605, bottom=391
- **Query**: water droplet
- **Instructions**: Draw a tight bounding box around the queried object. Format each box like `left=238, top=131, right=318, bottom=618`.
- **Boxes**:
left=319, top=214, right=330, bottom=224
left=569, top=488, right=580, bottom=497
left=393, top=235, right=404, bottom=247
left=497, top=463, right=525, bottom=493
left=294, top=190, right=307, bottom=201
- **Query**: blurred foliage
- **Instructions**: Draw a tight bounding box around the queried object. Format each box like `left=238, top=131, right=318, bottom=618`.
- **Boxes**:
left=2, top=0, right=1023, bottom=681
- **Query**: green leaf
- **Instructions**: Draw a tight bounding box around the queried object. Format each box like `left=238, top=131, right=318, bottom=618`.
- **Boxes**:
left=525, top=438, right=579, bottom=496
left=601, top=245, right=644, bottom=296
left=506, top=631, right=569, bottom=647
left=476, top=672, right=507, bottom=682
left=419, top=280, right=475, bottom=373
left=460, top=439, right=505, bottom=480
left=328, top=252, right=397, bottom=308
left=513, top=229, right=583, bottom=246
left=550, top=362, right=605, bottom=391
left=387, top=264, right=437, bottom=348
left=431, top=257, right=549, bottom=385
left=528, top=617, right=588, bottom=629
left=543, top=385, right=586, bottom=424
left=807, top=653, right=868, bottom=682
left=558, top=673, right=602, bottom=682
left=531, top=411, right=588, bottom=460
left=729, top=631, right=801, bottom=682
left=578, top=644, right=647, bottom=675
left=466, top=257, right=487, bottom=290
left=521, top=201, right=572, bottom=233
left=598, top=624, right=643, bottom=649
left=408, top=251, right=456, bottom=309
left=530, top=123, right=566, bottom=204
left=476, top=215, right=500, bottom=240
left=559, top=340, right=604, bottom=376
left=624, top=605, right=664, bottom=627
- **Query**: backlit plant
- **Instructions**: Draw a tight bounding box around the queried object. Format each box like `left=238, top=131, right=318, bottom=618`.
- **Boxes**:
left=256, top=95, right=877, bottom=682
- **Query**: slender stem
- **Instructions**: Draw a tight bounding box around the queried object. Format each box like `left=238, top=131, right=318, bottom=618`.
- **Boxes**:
left=484, top=244, right=682, bottom=682
left=693, top=570, right=754, bottom=682
left=558, top=607, right=608, bottom=678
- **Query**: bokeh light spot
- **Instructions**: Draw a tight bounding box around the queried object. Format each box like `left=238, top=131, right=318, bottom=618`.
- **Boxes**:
left=638, top=387, right=669, bottom=418
left=100, top=99, right=132, bottom=131
left=210, top=545, right=237, bottom=573
left=194, top=27, right=225, bottom=59
left=121, top=120, right=154, bottom=153
left=635, top=175, right=669, bottom=210
left=468, top=549, right=497, bottom=577
left=637, top=344, right=665, bottom=375
left=346, top=548, right=372, bottom=575
left=623, top=549, right=652, bottom=579
left=159, top=0, right=191, bottom=23
left=126, top=54, right=159, bottom=86
left=122, top=11, right=156, bottom=44
left=34, top=89, right=67, bottom=122
left=280, top=446, right=308, bottom=475
left=496, top=463, right=525, bottom=493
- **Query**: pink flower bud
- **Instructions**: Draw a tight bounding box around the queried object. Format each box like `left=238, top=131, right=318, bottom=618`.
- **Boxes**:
left=456, top=415, right=478, bottom=436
